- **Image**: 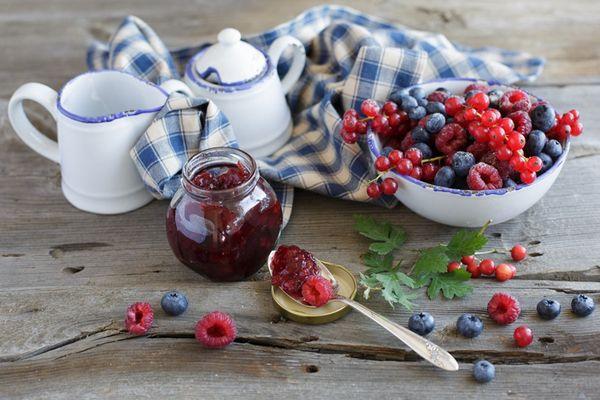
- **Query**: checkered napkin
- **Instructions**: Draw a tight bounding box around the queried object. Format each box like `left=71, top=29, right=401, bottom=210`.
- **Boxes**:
left=87, top=4, right=544, bottom=225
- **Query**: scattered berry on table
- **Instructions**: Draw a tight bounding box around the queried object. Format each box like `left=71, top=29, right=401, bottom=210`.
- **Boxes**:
left=467, top=163, right=502, bottom=190
left=466, top=262, right=481, bottom=278
left=571, top=294, right=595, bottom=317
left=125, top=302, right=154, bottom=335
left=513, top=325, right=534, bottom=347
left=195, top=311, right=237, bottom=348
left=302, top=275, right=334, bottom=307
left=536, top=299, right=561, bottom=320
left=487, top=292, right=521, bottom=325
left=381, top=177, right=398, bottom=195
left=473, top=360, right=495, bottom=383
left=447, top=261, right=461, bottom=273
left=452, top=151, right=476, bottom=178
left=408, top=312, right=435, bottom=336
left=457, top=313, right=484, bottom=338
left=511, top=244, right=527, bottom=261
left=161, top=291, right=189, bottom=316
left=530, top=104, right=556, bottom=132
left=434, top=166, right=456, bottom=188
left=479, top=259, right=496, bottom=276
left=544, top=139, right=563, bottom=159
left=461, top=255, right=476, bottom=265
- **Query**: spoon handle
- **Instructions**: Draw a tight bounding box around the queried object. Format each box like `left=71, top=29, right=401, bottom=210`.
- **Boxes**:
left=332, top=296, right=459, bottom=371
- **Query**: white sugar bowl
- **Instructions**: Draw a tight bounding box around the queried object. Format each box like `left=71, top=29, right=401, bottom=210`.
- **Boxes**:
left=184, top=28, right=306, bottom=158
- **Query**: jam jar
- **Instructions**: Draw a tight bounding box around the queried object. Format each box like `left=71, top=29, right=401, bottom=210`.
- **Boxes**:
left=166, top=147, right=282, bottom=281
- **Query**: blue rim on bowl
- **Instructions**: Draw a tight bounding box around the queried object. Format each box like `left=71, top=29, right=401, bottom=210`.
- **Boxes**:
left=366, top=78, right=571, bottom=197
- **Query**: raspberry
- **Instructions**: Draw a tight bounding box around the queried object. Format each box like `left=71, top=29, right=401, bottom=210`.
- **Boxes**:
left=480, top=152, right=513, bottom=180
left=435, top=123, right=468, bottom=155
left=466, top=142, right=489, bottom=160
left=508, top=111, right=532, bottom=136
left=500, top=89, right=531, bottom=114
left=464, top=83, right=489, bottom=94
left=487, top=292, right=521, bottom=325
left=195, top=311, right=237, bottom=348
left=400, top=131, right=415, bottom=151
left=302, top=275, right=334, bottom=307
left=125, top=302, right=154, bottom=335
left=427, top=90, right=449, bottom=103
left=513, top=325, right=533, bottom=347
left=467, top=163, right=503, bottom=190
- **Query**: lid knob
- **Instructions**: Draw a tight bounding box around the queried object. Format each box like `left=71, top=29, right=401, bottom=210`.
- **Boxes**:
left=217, top=28, right=241, bottom=46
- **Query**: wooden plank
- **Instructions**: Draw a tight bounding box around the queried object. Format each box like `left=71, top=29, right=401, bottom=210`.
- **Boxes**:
left=1, top=280, right=598, bottom=363
left=0, top=338, right=597, bottom=400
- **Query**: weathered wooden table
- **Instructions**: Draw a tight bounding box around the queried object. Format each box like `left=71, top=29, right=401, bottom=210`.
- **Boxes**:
left=1, top=1, right=599, bottom=398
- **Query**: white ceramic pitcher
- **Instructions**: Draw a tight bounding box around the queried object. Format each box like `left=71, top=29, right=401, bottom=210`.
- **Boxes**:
left=184, top=28, right=306, bottom=157
left=8, top=70, right=192, bottom=214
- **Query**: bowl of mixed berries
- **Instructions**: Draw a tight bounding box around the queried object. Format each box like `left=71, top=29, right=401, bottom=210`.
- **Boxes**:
left=340, top=78, right=583, bottom=227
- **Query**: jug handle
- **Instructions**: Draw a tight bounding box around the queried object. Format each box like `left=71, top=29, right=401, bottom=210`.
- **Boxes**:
left=268, top=36, right=306, bottom=95
left=8, top=83, right=60, bottom=163
left=160, top=79, right=195, bottom=97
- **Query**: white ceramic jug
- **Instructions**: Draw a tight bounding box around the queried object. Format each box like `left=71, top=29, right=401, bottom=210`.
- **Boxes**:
left=184, top=28, right=306, bottom=157
left=8, top=70, right=192, bottom=214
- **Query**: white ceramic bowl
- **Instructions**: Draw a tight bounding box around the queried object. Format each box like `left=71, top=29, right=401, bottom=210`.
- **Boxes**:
left=367, top=78, right=570, bottom=227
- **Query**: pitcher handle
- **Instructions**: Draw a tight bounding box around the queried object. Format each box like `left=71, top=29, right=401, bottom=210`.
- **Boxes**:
left=160, top=79, right=194, bottom=97
left=268, top=36, right=306, bottom=95
left=8, top=82, right=60, bottom=163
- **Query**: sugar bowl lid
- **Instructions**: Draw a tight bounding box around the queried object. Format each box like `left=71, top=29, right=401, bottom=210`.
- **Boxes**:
left=194, top=28, right=267, bottom=85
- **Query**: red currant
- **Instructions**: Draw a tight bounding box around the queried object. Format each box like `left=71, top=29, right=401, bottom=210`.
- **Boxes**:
left=371, top=114, right=389, bottom=134
left=445, top=96, right=464, bottom=116
left=495, top=263, right=513, bottom=282
left=488, top=126, right=506, bottom=143
left=447, top=261, right=461, bottom=273
left=527, top=156, right=542, bottom=172
left=513, top=325, right=533, bottom=347
left=382, top=101, right=398, bottom=116
left=569, top=109, right=580, bottom=119
left=341, top=129, right=358, bottom=144
left=508, top=264, right=517, bottom=278
left=571, top=121, right=583, bottom=136
left=500, top=117, right=515, bottom=133
left=409, top=166, right=423, bottom=180
left=405, top=148, right=423, bottom=166
left=388, top=112, right=401, bottom=128
left=464, top=107, right=479, bottom=121
left=495, top=146, right=513, bottom=161
left=361, top=99, right=380, bottom=118
left=481, top=109, right=500, bottom=127
left=375, top=156, right=392, bottom=172
left=560, top=112, right=575, bottom=125
left=396, top=158, right=414, bottom=175
left=509, top=154, right=527, bottom=172
left=422, top=163, right=439, bottom=182
left=381, top=177, right=398, bottom=195
left=461, top=255, right=475, bottom=265
left=510, top=244, right=527, bottom=261
left=467, top=92, right=490, bottom=111
left=343, top=109, right=358, bottom=119
left=479, top=259, right=496, bottom=276
left=520, top=170, right=536, bottom=185
left=355, top=120, right=368, bottom=135
left=507, top=132, right=526, bottom=151
left=467, top=262, right=481, bottom=278
left=367, top=182, right=382, bottom=198
left=388, top=149, right=403, bottom=164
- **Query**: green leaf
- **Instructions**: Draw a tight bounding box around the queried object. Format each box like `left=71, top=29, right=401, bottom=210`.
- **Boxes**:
left=411, top=245, right=450, bottom=278
left=361, top=252, right=393, bottom=271
left=353, top=215, right=406, bottom=255
left=446, top=229, right=488, bottom=260
left=427, top=269, right=473, bottom=300
left=375, top=272, right=417, bottom=310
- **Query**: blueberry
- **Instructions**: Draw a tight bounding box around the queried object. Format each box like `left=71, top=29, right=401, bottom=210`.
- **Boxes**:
left=487, top=89, right=504, bottom=109
left=426, top=101, right=446, bottom=115
left=408, top=106, right=426, bottom=120
left=451, top=151, right=476, bottom=177
left=416, top=97, right=428, bottom=107
left=389, top=89, right=408, bottom=104
left=434, top=166, right=456, bottom=188
left=536, top=298, right=561, bottom=320
left=571, top=294, right=595, bottom=317
left=411, top=126, right=430, bottom=143
left=473, top=360, right=495, bottom=383
left=456, top=313, right=483, bottom=338
left=425, top=113, right=446, bottom=133
left=409, top=86, right=426, bottom=99
left=526, top=130, right=547, bottom=156
left=411, top=142, right=433, bottom=159
left=408, top=312, right=435, bottom=336
left=382, top=146, right=394, bottom=157
left=435, top=87, right=449, bottom=93
left=161, top=291, right=189, bottom=316
left=504, top=178, right=518, bottom=188
left=400, top=95, right=418, bottom=111
left=544, top=139, right=563, bottom=159
left=538, top=152, right=553, bottom=174
left=530, top=104, right=556, bottom=132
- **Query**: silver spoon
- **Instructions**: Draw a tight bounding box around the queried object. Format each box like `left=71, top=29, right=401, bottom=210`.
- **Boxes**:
left=267, top=251, right=459, bottom=371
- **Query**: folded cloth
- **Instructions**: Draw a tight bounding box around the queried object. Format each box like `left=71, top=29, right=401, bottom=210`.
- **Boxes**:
left=87, top=5, right=544, bottom=226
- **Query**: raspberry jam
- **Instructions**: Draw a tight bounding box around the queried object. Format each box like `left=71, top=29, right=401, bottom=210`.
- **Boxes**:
left=270, top=245, right=320, bottom=299
left=166, top=148, right=282, bottom=281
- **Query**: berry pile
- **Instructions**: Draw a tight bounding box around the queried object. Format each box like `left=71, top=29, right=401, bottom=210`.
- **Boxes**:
left=339, top=82, right=583, bottom=198
left=447, top=244, right=526, bottom=281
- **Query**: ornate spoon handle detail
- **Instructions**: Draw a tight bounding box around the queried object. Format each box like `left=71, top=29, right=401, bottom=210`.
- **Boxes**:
left=332, top=296, right=459, bottom=371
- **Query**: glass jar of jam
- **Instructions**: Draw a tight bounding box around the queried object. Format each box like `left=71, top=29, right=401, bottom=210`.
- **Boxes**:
left=166, top=147, right=282, bottom=281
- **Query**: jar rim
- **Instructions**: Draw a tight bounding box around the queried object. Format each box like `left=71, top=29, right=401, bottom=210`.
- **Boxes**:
left=181, top=147, right=259, bottom=201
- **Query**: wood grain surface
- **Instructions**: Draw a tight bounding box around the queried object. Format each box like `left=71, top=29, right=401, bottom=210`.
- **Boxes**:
left=1, top=1, right=599, bottom=399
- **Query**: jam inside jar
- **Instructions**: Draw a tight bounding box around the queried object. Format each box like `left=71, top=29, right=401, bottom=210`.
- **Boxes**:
left=166, top=147, right=283, bottom=281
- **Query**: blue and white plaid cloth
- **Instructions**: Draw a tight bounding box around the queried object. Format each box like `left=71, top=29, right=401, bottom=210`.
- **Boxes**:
left=88, top=4, right=544, bottom=225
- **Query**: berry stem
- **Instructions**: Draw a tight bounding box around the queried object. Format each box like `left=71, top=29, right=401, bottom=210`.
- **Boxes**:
left=474, top=248, right=507, bottom=256
left=477, top=219, right=492, bottom=236
left=421, top=155, right=446, bottom=164
left=367, top=172, right=386, bottom=184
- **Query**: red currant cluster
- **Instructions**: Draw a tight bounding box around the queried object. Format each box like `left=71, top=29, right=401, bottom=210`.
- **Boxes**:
left=547, top=109, right=583, bottom=141
left=448, top=244, right=526, bottom=281
left=341, top=99, right=413, bottom=144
